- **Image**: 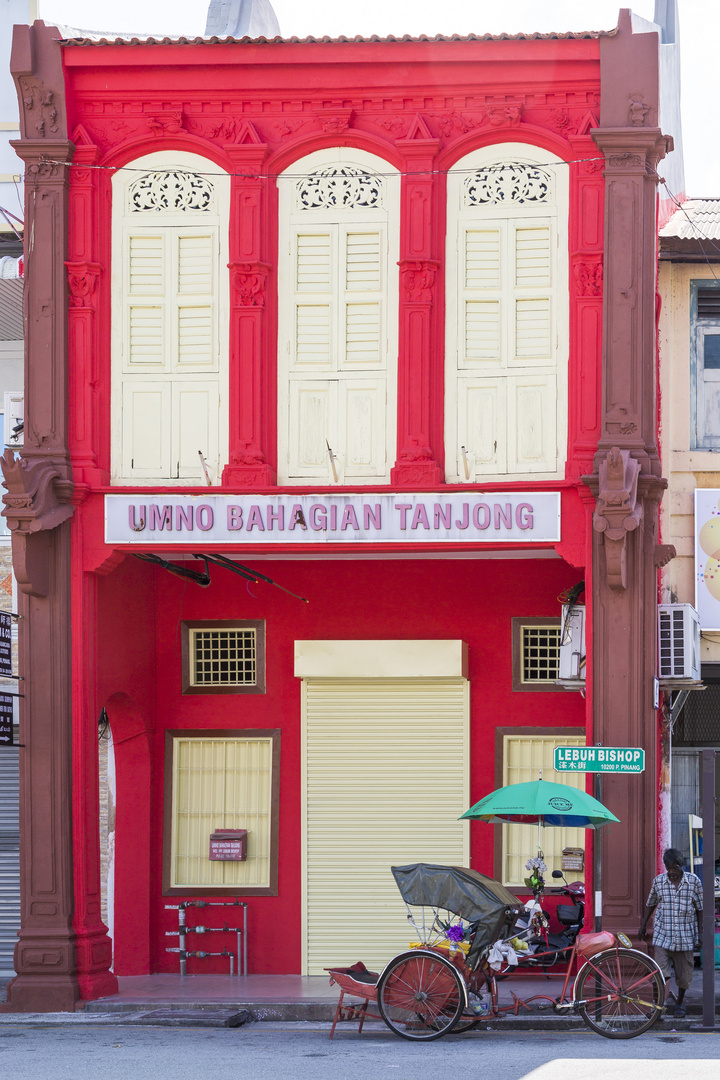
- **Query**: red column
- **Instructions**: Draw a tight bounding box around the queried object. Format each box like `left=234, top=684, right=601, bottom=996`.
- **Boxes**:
left=66, top=126, right=106, bottom=488
left=222, top=128, right=275, bottom=487
left=391, top=120, right=444, bottom=486
left=566, top=141, right=605, bottom=483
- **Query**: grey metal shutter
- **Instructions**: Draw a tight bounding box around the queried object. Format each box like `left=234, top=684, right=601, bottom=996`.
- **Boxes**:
left=0, top=747, right=20, bottom=974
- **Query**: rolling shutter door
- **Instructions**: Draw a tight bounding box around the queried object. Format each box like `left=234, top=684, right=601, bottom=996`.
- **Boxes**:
left=303, top=677, right=468, bottom=975
left=0, top=747, right=20, bottom=974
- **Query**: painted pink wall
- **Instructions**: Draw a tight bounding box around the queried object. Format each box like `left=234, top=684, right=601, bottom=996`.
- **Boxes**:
left=95, top=552, right=584, bottom=975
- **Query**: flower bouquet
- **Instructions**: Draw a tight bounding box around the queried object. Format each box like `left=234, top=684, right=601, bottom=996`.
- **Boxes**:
left=444, top=922, right=466, bottom=955
left=524, top=855, right=547, bottom=895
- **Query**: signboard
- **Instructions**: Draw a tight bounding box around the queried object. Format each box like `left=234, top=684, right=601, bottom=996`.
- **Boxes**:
left=695, top=489, right=720, bottom=629
left=0, top=692, right=13, bottom=746
left=554, top=746, right=645, bottom=773
left=0, top=611, right=12, bottom=677
left=105, top=492, right=561, bottom=546
left=209, top=829, right=248, bottom=862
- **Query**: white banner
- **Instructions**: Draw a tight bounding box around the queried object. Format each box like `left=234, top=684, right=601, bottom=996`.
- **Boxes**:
left=104, top=492, right=561, bottom=546
left=695, top=488, right=720, bottom=628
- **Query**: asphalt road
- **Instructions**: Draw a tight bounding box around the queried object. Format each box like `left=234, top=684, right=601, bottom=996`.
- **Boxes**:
left=0, top=1023, right=718, bottom=1080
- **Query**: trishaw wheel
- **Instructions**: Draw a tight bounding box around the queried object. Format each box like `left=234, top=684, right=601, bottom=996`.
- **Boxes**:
left=377, top=950, right=465, bottom=1041
left=446, top=1011, right=483, bottom=1034
left=575, top=948, right=664, bottom=1039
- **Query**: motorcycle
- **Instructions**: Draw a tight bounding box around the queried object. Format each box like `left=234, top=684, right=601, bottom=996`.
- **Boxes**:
left=500, top=870, right=585, bottom=974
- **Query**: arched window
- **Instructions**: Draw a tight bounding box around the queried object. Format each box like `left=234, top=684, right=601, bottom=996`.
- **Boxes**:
left=277, top=149, right=400, bottom=485
left=445, top=145, right=569, bottom=482
left=111, top=152, right=230, bottom=484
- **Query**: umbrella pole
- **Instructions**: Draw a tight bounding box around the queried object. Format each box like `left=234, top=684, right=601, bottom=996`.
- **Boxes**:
left=594, top=774, right=603, bottom=931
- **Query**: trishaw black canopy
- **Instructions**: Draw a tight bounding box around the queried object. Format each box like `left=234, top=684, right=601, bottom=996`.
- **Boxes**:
left=391, top=863, right=523, bottom=957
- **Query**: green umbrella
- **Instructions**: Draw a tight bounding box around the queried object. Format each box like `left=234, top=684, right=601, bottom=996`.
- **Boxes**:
left=460, top=778, right=620, bottom=829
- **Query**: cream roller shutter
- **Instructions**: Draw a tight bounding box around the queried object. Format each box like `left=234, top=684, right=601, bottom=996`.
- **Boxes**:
left=303, top=677, right=469, bottom=975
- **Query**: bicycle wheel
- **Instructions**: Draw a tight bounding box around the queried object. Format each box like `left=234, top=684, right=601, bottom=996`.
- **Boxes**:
left=446, top=1008, right=483, bottom=1034
left=575, top=948, right=664, bottom=1039
left=377, top=950, right=465, bottom=1041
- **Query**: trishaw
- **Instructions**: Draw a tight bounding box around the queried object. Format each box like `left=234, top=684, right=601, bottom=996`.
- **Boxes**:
left=328, top=863, right=665, bottom=1042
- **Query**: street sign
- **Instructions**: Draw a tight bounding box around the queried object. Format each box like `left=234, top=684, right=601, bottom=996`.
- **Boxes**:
left=0, top=611, right=11, bottom=677
left=554, top=746, right=645, bottom=773
left=0, top=692, right=13, bottom=746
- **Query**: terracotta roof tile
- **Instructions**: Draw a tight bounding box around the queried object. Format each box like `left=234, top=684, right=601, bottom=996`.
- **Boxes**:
left=59, top=28, right=615, bottom=47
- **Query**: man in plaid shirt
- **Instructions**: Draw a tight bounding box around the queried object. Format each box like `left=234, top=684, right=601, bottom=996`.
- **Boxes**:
left=639, top=848, right=703, bottom=1018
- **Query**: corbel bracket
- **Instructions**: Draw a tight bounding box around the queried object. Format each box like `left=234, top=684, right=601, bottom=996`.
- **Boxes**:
left=592, top=446, right=643, bottom=590
left=1, top=449, right=75, bottom=595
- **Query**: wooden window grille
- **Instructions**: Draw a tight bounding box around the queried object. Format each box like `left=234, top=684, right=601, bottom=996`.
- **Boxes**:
left=164, top=730, right=280, bottom=895
left=522, top=625, right=560, bottom=683
left=501, top=733, right=586, bottom=887
left=511, top=617, right=561, bottom=691
left=181, top=620, right=265, bottom=694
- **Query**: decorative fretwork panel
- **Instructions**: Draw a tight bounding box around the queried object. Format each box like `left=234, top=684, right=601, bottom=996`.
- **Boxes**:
left=463, top=165, right=552, bottom=208
left=128, top=170, right=214, bottom=213
left=296, top=167, right=383, bottom=211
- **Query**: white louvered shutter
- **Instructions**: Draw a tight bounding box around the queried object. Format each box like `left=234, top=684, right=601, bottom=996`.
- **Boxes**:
left=457, top=217, right=557, bottom=477
left=303, top=677, right=469, bottom=975
left=463, top=226, right=502, bottom=364
left=288, top=225, right=387, bottom=479
left=175, top=381, right=219, bottom=479
left=447, top=155, right=567, bottom=484
left=121, top=380, right=172, bottom=478
left=125, top=233, right=166, bottom=372
left=120, top=226, right=220, bottom=480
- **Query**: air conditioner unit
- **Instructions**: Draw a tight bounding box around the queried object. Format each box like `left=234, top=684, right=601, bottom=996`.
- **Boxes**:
left=658, top=604, right=701, bottom=682
left=558, top=604, right=585, bottom=680
left=3, top=391, right=23, bottom=447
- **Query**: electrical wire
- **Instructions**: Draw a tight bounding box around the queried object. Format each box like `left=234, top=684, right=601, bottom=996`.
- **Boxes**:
left=27, top=154, right=605, bottom=183
left=655, top=174, right=720, bottom=283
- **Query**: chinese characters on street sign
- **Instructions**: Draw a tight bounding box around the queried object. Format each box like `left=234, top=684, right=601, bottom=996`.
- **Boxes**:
left=0, top=612, right=16, bottom=745
left=554, top=746, right=645, bottom=773
left=0, top=611, right=12, bottom=677
left=0, top=693, right=13, bottom=745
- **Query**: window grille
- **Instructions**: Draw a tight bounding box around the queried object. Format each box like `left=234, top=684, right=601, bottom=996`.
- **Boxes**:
left=502, top=733, right=585, bottom=887
left=674, top=682, right=720, bottom=745
left=522, top=625, right=560, bottom=683
left=165, top=731, right=280, bottom=894
left=192, top=628, right=255, bottom=686
left=182, top=620, right=265, bottom=694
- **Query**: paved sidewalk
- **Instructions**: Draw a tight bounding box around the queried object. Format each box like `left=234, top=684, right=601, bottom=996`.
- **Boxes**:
left=1, top=969, right=718, bottom=1029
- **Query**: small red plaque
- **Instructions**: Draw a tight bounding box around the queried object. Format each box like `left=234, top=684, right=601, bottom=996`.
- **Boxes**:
left=209, top=829, right=248, bottom=861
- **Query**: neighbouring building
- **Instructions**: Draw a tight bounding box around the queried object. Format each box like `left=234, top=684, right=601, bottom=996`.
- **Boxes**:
left=1, top=3, right=683, bottom=1010
left=0, top=0, right=33, bottom=986
left=658, top=198, right=720, bottom=875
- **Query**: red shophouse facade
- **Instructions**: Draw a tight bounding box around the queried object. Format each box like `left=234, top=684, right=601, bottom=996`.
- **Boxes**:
left=2, top=14, right=675, bottom=1010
